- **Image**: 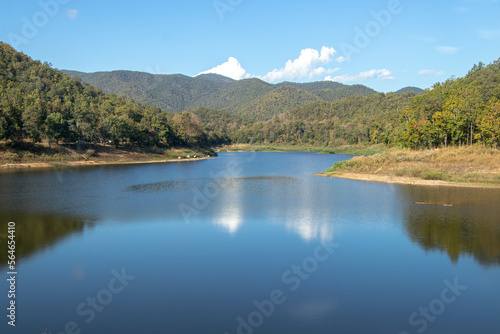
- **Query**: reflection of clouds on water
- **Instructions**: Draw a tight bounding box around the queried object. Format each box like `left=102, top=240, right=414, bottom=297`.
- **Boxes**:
left=286, top=214, right=334, bottom=242
left=126, top=175, right=335, bottom=241
left=213, top=182, right=243, bottom=235
left=282, top=182, right=334, bottom=242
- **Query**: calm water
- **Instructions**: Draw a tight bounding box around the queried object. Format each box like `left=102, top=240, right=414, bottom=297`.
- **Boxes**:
left=1, top=152, right=500, bottom=334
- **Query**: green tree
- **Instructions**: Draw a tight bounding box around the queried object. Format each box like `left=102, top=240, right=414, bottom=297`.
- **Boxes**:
left=45, top=112, right=67, bottom=144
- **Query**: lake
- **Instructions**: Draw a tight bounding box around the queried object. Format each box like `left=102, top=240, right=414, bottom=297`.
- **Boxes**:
left=1, top=152, right=500, bottom=334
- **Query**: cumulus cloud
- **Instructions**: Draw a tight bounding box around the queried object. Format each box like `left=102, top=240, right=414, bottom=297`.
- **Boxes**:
left=66, top=9, right=79, bottom=20
left=197, top=57, right=250, bottom=80
left=325, top=69, right=394, bottom=83
left=335, top=56, right=347, bottom=63
left=261, top=46, right=337, bottom=82
left=479, top=29, right=500, bottom=39
left=419, top=69, right=445, bottom=76
left=436, top=46, right=459, bottom=54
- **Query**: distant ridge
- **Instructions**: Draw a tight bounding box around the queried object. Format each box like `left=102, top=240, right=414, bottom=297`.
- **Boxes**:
left=62, top=70, right=379, bottom=118
left=395, top=86, right=424, bottom=95
left=195, top=73, right=236, bottom=83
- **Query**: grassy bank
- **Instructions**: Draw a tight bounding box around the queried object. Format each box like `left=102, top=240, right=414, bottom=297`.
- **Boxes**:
left=0, top=142, right=213, bottom=169
left=219, top=144, right=386, bottom=155
left=321, top=146, right=500, bottom=186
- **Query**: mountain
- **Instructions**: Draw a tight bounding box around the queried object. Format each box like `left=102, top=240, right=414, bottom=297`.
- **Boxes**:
left=61, top=70, right=379, bottom=119
left=0, top=42, right=216, bottom=148
left=395, top=86, right=424, bottom=95
left=196, top=73, right=235, bottom=83
left=4, top=41, right=497, bottom=150
left=236, top=85, right=321, bottom=119
left=61, top=70, right=234, bottom=112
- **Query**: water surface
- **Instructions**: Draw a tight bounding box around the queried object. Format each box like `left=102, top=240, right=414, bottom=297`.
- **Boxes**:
left=1, top=152, right=499, bottom=334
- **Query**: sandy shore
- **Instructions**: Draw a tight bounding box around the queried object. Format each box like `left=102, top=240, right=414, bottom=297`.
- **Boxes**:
left=0, top=157, right=210, bottom=171
left=316, top=172, right=500, bottom=189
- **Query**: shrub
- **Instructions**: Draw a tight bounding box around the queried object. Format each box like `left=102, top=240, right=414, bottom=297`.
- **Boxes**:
left=421, top=171, right=451, bottom=181
left=85, top=149, right=96, bottom=157
left=5, top=152, right=21, bottom=161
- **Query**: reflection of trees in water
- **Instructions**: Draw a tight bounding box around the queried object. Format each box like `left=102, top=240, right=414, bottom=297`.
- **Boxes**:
left=401, top=186, right=500, bottom=266
left=0, top=215, right=89, bottom=268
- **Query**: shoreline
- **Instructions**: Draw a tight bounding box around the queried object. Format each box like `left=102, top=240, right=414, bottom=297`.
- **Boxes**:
left=316, top=172, right=500, bottom=189
left=0, top=157, right=210, bottom=172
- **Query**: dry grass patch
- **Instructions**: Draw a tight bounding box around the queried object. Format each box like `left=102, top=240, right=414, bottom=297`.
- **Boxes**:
left=326, top=146, right=500, bottom=185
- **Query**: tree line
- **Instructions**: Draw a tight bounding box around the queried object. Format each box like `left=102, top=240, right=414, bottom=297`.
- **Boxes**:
left=400, top=60, right=500, bottom=148
left=193, top=58, right=500, bottom=149
left=2, top=41, right=499, bottom=150
left=0, top=42, right=220, bottom=148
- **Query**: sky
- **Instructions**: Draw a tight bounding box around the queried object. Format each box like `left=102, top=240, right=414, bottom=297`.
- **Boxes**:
left=1, top=0, right=500, bottom=92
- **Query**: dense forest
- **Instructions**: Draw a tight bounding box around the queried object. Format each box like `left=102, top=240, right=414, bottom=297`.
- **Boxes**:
left=191, top=92, right=415, bottom=146
left=0, top=42, right=218, bottom=148
left=1, top=41, right=499, bottom=151
left=61, top=69, right=384, bottom=117
left=192, top=60, right=500, bottom=148
left=400, top=60, right=500, bottom=148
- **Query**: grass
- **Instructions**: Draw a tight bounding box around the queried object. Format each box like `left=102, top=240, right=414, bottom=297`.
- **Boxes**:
left=0, top=140, right=214, bottom=167
left=219, top=143, right=386, bottom=155
left=324, top=145, right=500, bottom=185
left=332, top=144, right=386, bottom=156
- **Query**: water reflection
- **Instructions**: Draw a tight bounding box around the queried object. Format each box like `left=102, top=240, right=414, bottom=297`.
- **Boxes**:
left=213, top=185, right=243, bottom=234
left=0, top=215, right=90, bottom=269
left=401, top=186, right=500, bottom=266
left=282, top=184, right=334, bottom=242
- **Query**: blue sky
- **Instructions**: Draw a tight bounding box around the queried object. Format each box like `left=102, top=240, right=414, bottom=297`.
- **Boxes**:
left=1, top=0, right=500, bottom=92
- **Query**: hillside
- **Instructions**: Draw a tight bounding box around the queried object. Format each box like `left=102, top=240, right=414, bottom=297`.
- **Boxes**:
left=401, top=60, right=500, bottom=148
left=190, top=58, right=500, bottom=149
left=229, top=92, right=417, bottom=146
left=61, top=70, right=234, bottom=112
left=62, top=70, right=381, bottom=117
left=0, top=42, right=218, bottom=152
left=313, top=85, right=378, bottom=101
left=395, top=86, right=425, bottom=95
left=236, top=86, right=321, bottom=119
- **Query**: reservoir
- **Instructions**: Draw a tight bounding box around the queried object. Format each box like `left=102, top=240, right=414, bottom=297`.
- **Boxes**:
left=1, top=152, right=499, bottom=334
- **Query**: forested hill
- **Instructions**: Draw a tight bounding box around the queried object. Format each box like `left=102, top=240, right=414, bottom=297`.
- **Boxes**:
left=0, top=42, right=217, bottom=148
left=2, top=41, right=498, bottom=151
left=395, top=86, right=424, bottom=95
left=400, top=59, right=500, bottom=148
left=61, top=69, right=380, bottom=118
left=191, top=58, right=500, bottom=148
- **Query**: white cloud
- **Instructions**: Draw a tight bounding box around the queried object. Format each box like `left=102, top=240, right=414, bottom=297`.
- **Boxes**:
left=335, top=56, right=347, bottom=63
left=419, top=69, right=445, bottom=76
left=326, top=68, right=340, bottom=74
left=66, top=9, right=79, bottom=20
left=325, top=69, right=394, bottom=83
left=479, top=29, right=500, bottom=39
left=261, top=46, right=337, bottom=82
left=436, top=46, right=459, bottom=54
left=197, top=57, right=250, bottom=80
